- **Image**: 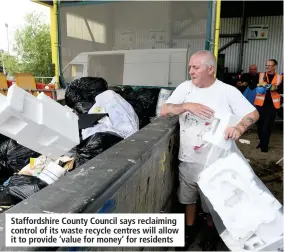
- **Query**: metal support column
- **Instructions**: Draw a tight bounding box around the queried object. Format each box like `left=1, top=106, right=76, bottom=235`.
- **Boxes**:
left=238, top=1, right=246, bottom=72
left=214, top=0, right=221, bottom=64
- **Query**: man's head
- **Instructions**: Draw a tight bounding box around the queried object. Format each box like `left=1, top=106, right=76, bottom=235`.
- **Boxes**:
left=249, top=64, right=257, bottom=75
left=266, top=59, right=277, bottom=74
left=189, top=50, right=216, bottom=88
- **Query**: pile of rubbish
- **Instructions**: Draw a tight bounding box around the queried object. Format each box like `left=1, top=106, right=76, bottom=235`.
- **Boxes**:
left=0, top=77, right=172, bottom=212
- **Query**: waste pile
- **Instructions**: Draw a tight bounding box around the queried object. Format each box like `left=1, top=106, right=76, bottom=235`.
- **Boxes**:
left=0, top=77, right=172, bottom=212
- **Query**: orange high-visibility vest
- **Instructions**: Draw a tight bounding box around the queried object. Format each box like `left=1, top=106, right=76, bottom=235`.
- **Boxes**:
left=254, top=72, right=282, bottom=109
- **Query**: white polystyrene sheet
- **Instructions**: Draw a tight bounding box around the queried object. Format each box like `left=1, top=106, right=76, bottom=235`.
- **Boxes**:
left=203, top=111, right=242, bottom=150
left=0, top=84, right=79, bottom=159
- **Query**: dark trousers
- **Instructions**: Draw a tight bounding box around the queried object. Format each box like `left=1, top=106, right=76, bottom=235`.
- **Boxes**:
left=256, top=105, right=277, bottom=152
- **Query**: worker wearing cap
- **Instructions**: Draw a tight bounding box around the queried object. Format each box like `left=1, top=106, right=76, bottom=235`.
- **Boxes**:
left=254, top=59, right=283, bottom=152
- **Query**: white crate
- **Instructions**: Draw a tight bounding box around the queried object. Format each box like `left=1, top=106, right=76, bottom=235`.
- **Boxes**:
left=0, top=84, right=79, bottom=160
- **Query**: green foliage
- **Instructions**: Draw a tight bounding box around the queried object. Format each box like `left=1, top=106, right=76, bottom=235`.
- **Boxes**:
left=0, top=52, right=22, bottom=76
left=1, top=12, right=54, bottom=81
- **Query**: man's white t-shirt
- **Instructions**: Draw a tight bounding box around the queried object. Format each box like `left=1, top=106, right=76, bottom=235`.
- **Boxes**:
left=165, top=79, right=256, bottom=164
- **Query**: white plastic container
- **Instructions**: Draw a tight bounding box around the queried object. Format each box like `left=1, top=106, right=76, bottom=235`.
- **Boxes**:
left=0, top=84, right=79, bottom=159
left=37, top=162, right=67, bottom=185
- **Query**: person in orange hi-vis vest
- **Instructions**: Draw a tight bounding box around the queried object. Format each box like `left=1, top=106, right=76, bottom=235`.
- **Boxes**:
left=254, top=59, right=283, bottom=152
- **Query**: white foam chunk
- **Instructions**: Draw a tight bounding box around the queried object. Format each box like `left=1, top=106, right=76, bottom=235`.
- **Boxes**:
left=203, top=111, right=242, bottom=150
left=198, top=153, right=283, bottom=250
left=0, top=84, right=79, bottom=159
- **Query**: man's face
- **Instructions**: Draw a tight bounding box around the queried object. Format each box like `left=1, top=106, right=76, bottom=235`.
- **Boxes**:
left=189, top=55, right=214, bottom=87
left=266, top=61, right=276, bottom=73
left=249, top=65, right=257, bottom=75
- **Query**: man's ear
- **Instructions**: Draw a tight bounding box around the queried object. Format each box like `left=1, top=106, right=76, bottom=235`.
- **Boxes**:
left=208, top=65, right=215, bottom=75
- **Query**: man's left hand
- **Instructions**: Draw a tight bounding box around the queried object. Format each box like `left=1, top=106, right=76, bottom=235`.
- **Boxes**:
left=224, top=127, right=242, bottom=140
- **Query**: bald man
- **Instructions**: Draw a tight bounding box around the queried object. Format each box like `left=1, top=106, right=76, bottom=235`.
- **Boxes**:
left=238, top=64, right=259, bottom=105
left=161, top=50, right=259, bottom=250
left=237, top=64, right=259, bottom=95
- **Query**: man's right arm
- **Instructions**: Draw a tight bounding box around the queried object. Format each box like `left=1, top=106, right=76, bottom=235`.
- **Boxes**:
left=160, top=103, right=186, bottom=117
left=161, top=103, right=214, bottom=120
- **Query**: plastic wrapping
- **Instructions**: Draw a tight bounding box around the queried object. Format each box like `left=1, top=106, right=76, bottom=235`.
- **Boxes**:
left=0, top=174, right=48, bottom=205
left=121, top=86, right=134, bottom=97
left=73, top=132, right=123, bottom=168
left=0, top=139, right=40, bottom=178
left=197, top=141, right=283, bottom=251
left=108, top=86, right=124, bottom=96
left=73, top=102, right=95, bottom=114
left=0, top=186, right=15, bottom=206
left=0, top=134, right=8, bottom=145
left=65, top=77, right=108, bottom=114
left=155, top=88, right=173, bottom=117
left=242, top=87, right=257, bottom=105
left=82, top=90, right=139, bottom=140
left=7, top=174, right=48, bottom=201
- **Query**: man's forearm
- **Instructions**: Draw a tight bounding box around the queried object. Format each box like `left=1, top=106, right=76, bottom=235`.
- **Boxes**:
left=234, top=110, right=259, bottom=134
left=160, top=103, right=186, bottom=117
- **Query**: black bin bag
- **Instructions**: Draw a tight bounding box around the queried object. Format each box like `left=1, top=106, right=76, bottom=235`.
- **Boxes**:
left=73, top=132, right=123, bottom=168
left=7, top=174, right=48, bottom=201
left=123, top=87, right=160, bottom=129
left=0, top=174, right=48, bottom=207
left=0, top=139, right=40, bottom=183
left=65, top=77, right=108, bottom=114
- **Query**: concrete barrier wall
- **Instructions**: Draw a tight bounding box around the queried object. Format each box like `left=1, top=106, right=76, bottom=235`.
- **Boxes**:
left=0, top=117, right=179, bottom=251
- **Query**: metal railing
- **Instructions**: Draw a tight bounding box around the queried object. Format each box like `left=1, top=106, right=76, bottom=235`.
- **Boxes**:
left=34, top=76, right=54, bottom=84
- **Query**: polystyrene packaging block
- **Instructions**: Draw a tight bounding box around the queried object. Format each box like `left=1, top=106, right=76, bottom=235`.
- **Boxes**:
left=0, top=84, right=79, bottom=159
left=203, top=111, right=242, bottom=150
left=198, top=153, right=283, bottom=250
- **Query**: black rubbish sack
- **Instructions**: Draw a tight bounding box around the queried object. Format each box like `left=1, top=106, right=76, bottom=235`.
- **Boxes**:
left=65, top=77, right=108, bottom=114
left=108, top=86, right=124, bottom=96
left=0, top=139, right=40, bottom=179
left=0, top=186, right=16, bottom=206
left=0, top=134, right=8, bottom=145
left=121, top=86, right=135, bottom=100
left=122, top=85, right=134, bottom=95
left=73, top=102, right=95, bottom=114
left=123, top=87, right=160, bottom=129
left=6, top=174, right=48, bottom=202
left=74, top=132, right=123, bottom=168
